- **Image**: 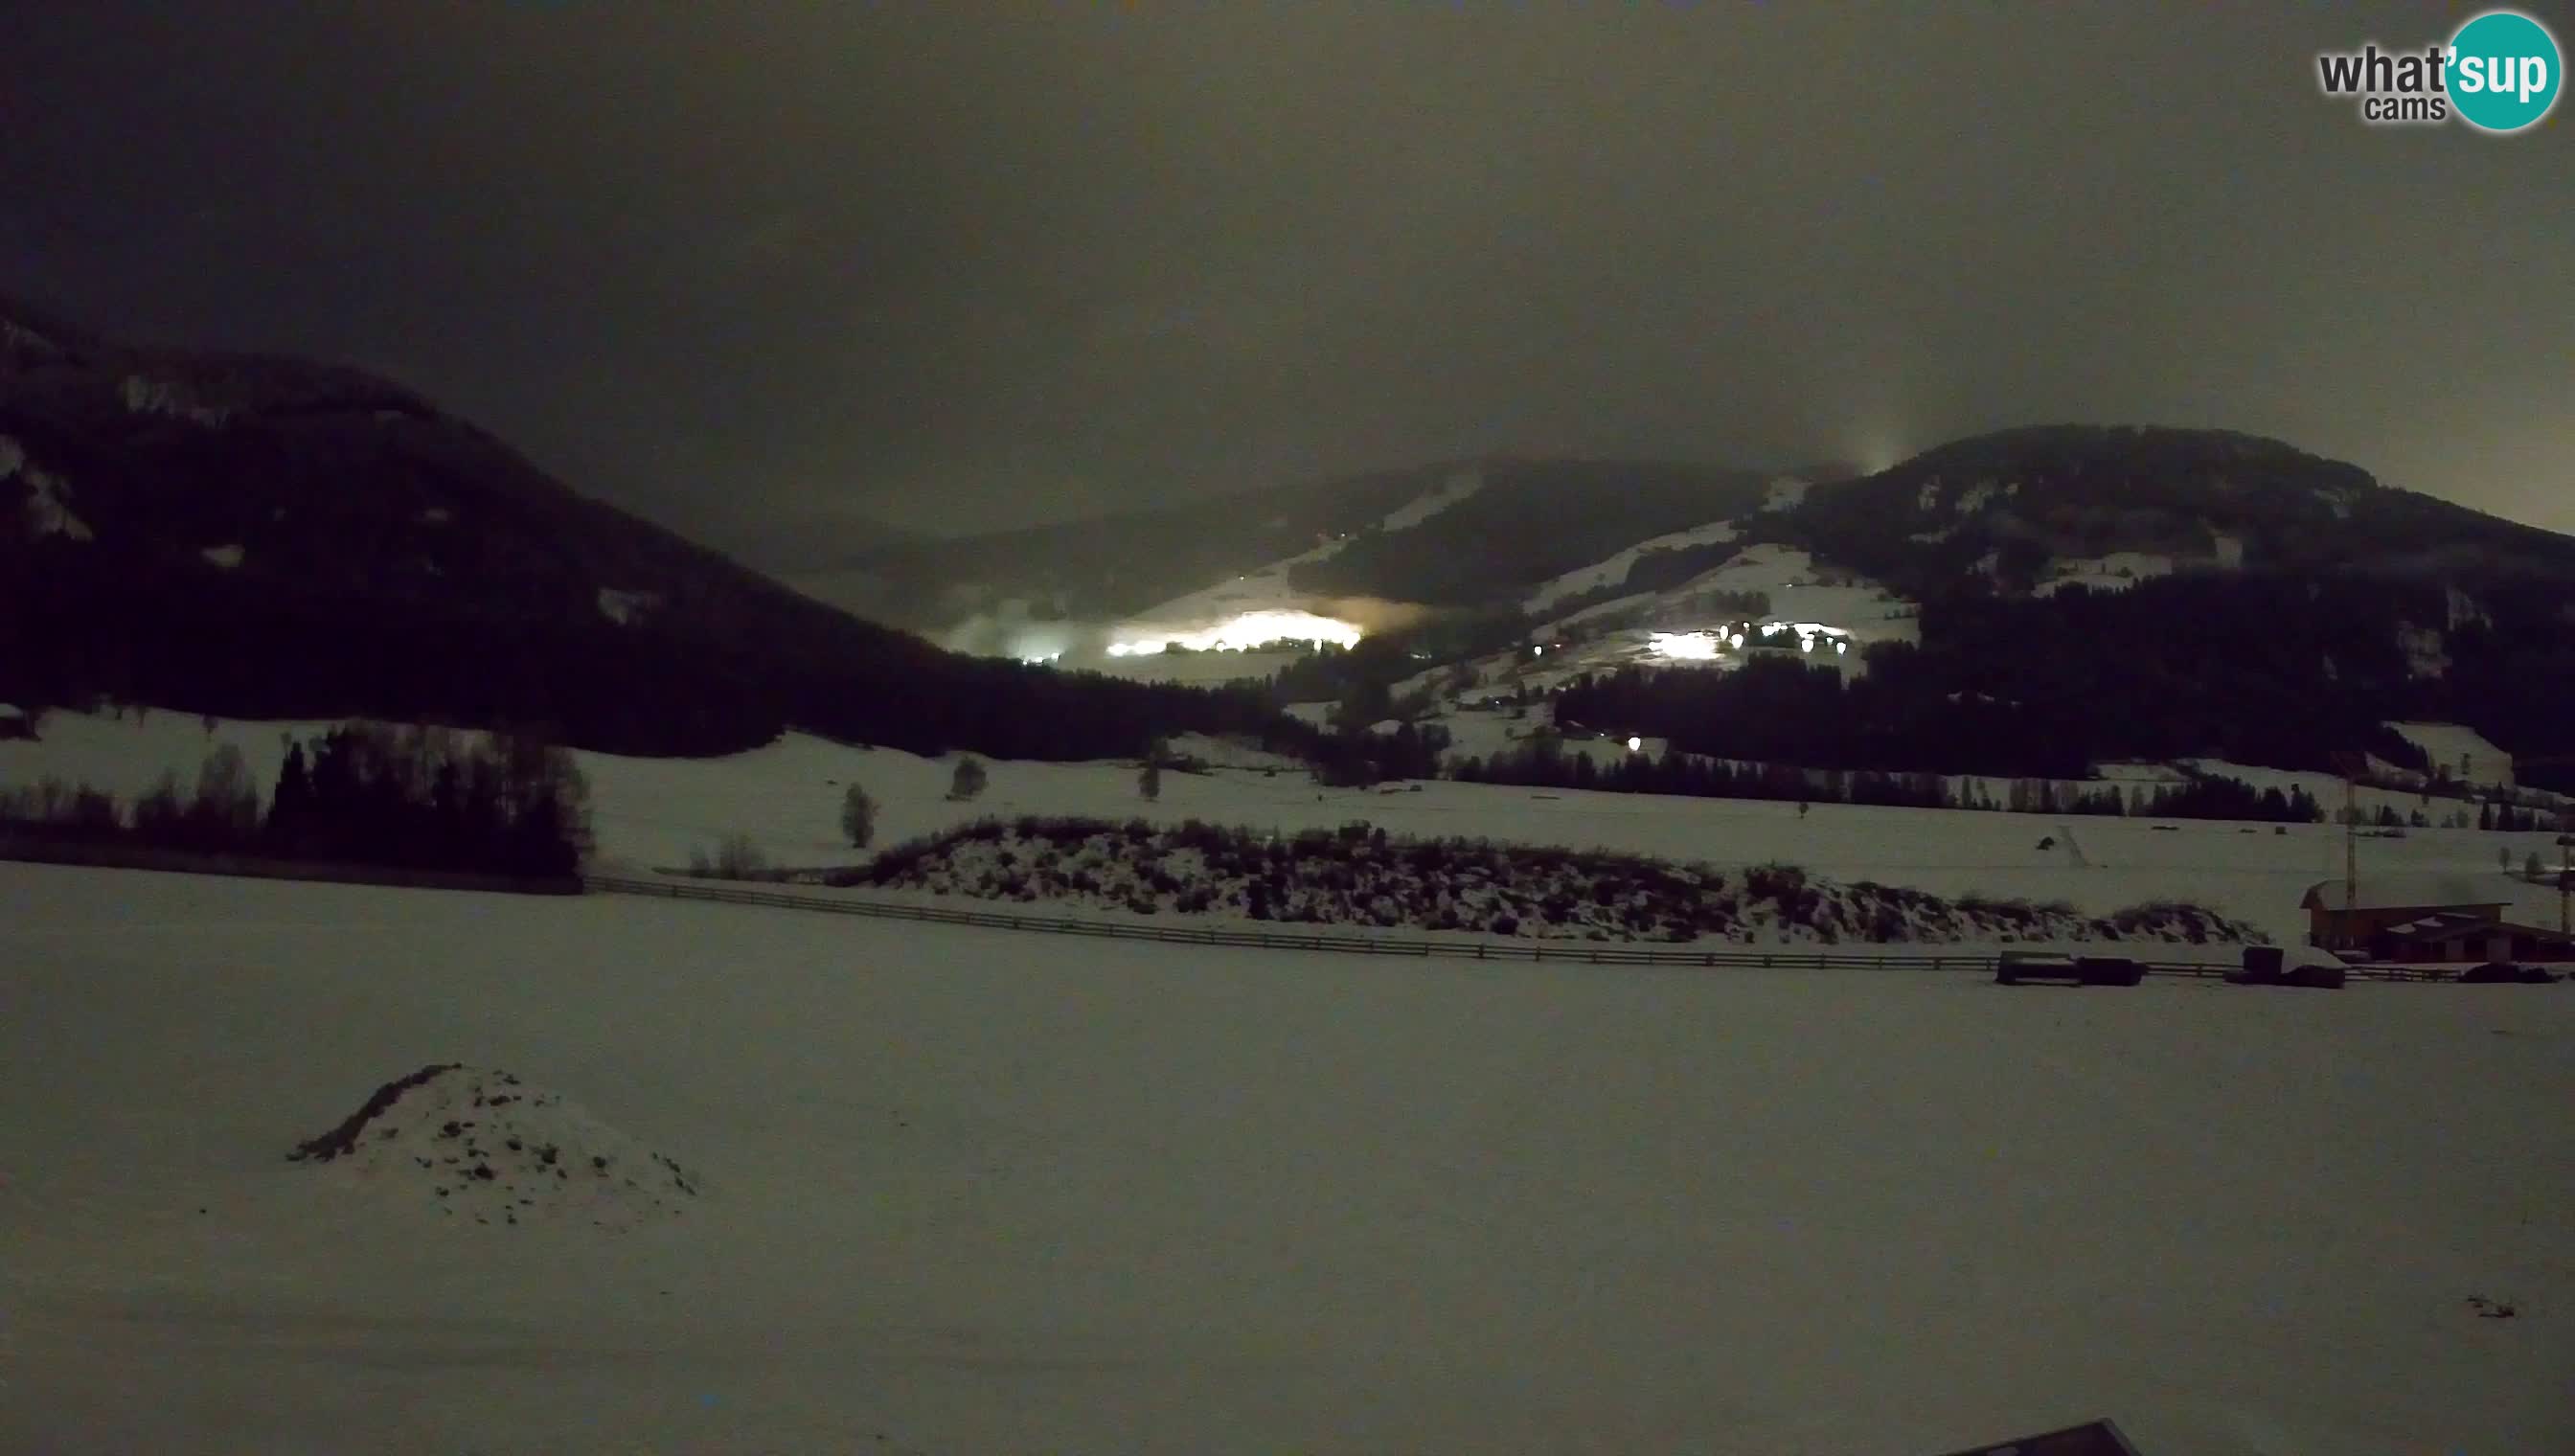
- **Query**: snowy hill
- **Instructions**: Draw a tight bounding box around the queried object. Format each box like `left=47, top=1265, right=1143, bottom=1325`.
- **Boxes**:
left=1777, top=423, right=2575, bottom=601
left=0, top=296, right=1293, bottom=761
left=825, top=456, right=1789, bottom=635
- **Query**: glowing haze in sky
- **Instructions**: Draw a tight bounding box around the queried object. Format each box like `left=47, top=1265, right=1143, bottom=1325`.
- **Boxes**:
left=4, top=4, right=2567, bottom=557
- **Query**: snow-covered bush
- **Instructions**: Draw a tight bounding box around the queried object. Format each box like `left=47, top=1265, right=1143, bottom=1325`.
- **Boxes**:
left=836, top=816, right=2262, bottom=945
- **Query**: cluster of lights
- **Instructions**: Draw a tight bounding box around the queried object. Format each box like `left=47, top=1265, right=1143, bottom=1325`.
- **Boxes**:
left=1104, top=609, right=1363, bottom=657
left=1649, top=623, right=1851, bottom=662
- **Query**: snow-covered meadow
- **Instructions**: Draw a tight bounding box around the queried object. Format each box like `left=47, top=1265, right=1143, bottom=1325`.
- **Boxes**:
left=5, top=708, right=2568, bottom=946
left=3, top=862, right=2567, bottom=1454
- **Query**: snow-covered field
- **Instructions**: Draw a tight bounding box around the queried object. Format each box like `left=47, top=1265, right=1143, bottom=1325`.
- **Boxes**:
left=4, top=862, right=2567, bottom=1454
left=7, top=709, right=2570, bottom=946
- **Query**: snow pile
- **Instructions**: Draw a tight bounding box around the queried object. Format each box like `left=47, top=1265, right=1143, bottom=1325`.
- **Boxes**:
left=199, top=544, right=245, bottom=571
left=288, top=1064, right=700, bottom=1231
left=851, top=816, right=2264, bottom=945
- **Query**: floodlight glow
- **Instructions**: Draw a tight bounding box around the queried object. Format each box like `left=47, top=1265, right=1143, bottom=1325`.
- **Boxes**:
left=1627, top=735, right=1642, bottom=751
left=1105, top=609, right=1362, bottom=657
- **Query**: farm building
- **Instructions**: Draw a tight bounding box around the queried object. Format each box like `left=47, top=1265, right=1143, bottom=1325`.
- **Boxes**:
left=2299, top=874, right=2505, bottom=947
left=2300, top=874, right=2574, bottom=962
left=2363, top=914, right=2575, bottom=966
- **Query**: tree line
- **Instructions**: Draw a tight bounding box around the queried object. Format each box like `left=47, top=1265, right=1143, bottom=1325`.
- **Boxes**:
left=1547, top=569, right=2575, bottom=789
left=1450, top=728, right=2336, bottom=823
left=0, top=723, right=592, bottom=878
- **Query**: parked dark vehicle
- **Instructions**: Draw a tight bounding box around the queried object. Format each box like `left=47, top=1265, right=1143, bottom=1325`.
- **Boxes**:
left=2456, top=961, right=2562, bottom=985
left=1996, top=952, right=2140, bottom=987
left=2227, top=946, right=2345, bottom=989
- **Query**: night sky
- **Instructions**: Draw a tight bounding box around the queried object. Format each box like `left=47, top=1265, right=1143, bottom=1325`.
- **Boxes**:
left=7, top=2, right=2568, bottom=562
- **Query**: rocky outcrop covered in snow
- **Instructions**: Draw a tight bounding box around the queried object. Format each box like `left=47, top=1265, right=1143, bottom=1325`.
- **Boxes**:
left=847, top=816, right=2263, bottom=945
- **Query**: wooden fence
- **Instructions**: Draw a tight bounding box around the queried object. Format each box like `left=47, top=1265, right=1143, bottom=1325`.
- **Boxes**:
left=0, top=832, right=582, bottom=897
left=582, top=875, right=2450, bottom=981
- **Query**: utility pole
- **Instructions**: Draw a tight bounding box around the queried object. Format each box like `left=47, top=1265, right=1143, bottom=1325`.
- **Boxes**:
left=2557, top=809, right=2572, bottom=940
left=2330, top=751, right=2365, bottom=950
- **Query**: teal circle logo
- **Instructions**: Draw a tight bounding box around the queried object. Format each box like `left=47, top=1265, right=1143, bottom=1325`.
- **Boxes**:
left=2448, top=11, right=2562, bottom=132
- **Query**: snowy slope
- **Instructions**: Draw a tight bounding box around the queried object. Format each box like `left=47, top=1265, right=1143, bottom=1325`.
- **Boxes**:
left=2385, top=721, right=2516, bottom=788
left=1520, top=518, right=1739, bottom=614
left=5, top=862, right=2569, bottom=1455
left=1374, top=466, right=1483, bottom=533
left=1655, top=544, right=1918, bottom=648
left=1111, top=468, right=1482, bottom=637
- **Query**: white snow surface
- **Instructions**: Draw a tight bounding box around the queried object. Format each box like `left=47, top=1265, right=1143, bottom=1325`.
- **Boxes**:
left=2032, top=552, right=2176, bottom=598
left=20, top=467, right=91, bottom=541
left=1760, top=475, right=1810, bottom=512
left=2387, top=721, right=2515, bottom=788
left=1376, top=466, right=1482, bottom=533
left=2397, top=623, right=2450, bottom=679
left=3, top=861, right=2569, bottom=1454
left=199, top=544, right=245, bottom=571
left=1661, top=544, right=1919, bottom=648
left=291, top=1064, right=699, bottom=1233
left=1528, top=589, right=1660, bottom=639
left=595, top=587, right=656, bottom=626
left=1520, top=518, right=1738, bottom=614
left=118, top=374, right=233, bottom=425
left=6, top=436, right=92, bottom=541
left=2446, top=586, right=2490, bottom=631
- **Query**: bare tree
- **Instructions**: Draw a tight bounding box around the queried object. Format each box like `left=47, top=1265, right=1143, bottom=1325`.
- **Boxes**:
left=840, top=783, right=877, bottom=849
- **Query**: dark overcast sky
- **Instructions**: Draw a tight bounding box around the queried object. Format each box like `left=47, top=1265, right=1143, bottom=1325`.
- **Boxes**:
left=6, top=2, right=2569, bottom=557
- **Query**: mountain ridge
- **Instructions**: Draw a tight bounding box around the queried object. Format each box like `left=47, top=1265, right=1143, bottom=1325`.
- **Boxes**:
left=0, top=295, right=1296, bottom=760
